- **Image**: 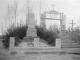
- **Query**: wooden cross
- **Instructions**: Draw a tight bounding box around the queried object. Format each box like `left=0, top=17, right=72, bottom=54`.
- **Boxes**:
left=69, top=20, right=76, bottom=31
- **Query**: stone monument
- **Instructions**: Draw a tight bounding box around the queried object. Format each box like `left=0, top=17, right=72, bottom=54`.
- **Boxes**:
left=27, top=12, right=37, bottom=37
left=23, top=11, right=39, bottom=47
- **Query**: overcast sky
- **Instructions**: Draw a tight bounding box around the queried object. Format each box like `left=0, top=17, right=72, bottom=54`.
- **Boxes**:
left=0, top=0, right=80, bottom=34
left=31, top=0, right=80, bottom=28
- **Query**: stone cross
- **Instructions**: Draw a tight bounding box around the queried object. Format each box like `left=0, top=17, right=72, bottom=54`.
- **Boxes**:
left=69, top=20, right=76, bottom=31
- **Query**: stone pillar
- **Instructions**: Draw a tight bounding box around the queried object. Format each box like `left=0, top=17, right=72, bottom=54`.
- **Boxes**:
left=34, top=38, right=39, bottom=48
left=9, top=37, right=15, bottom=51
left=55, top=39, right=61, bottom=48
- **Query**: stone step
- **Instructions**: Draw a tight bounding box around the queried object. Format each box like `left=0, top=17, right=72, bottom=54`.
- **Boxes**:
left=62, top=45, right=80, bottom=48
left=62, top=42, right=78, bottom=44
left=62, top=41, right=80, bottom=43
left=61, top=38, right=72, bottom=40
left=61, top=40, right=75, bottom=43
left=62, top=44, right=79, bottom=47
left=61, top=40, right=80, bottom=48
left=62, top=43, right=79, bottom=45
left=62, top=40, right=77, bottom=43
left=62, top=43, right=80, bottom=48
left=62, top=42, right=76, bottom=43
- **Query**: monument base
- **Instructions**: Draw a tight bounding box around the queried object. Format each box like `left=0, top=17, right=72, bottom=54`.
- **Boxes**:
left=23, top=36, right=39, bottom=41
left=23, top=37, right=34, bottom=42
left=23, top=36, right=40, bottom=47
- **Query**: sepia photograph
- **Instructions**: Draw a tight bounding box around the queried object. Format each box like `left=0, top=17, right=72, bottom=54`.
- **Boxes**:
left=0, top=0, right=80, bottom=60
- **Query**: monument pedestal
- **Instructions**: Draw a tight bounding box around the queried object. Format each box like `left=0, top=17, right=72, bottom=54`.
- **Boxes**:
left=23, top=12, right=40, bottom=47
left=23, top=37, right=40, bottom=47
left=27, top=25, right=37, bottom=37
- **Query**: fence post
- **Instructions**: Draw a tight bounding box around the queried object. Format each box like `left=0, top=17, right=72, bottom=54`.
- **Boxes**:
left=9, top=37, right=15, bottom=52
left=55, top=39, right=61, bottom=48
left=34, top=38, right=39, bottom=48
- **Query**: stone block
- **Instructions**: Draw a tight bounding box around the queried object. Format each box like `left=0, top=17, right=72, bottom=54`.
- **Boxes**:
left=34, top=38, right=39, bottom=47
left=55, top=39, right=61, bottom=48
left=9, top=37, right=15, bottom=51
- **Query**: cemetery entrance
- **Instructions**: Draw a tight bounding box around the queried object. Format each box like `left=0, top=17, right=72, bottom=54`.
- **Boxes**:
left=41, top=10, right=66, bottom=31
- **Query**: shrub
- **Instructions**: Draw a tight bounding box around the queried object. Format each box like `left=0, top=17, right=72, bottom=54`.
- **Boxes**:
left=2, top=25, right=28, bottom=48
left=36, top=26, right=57, bottom=46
